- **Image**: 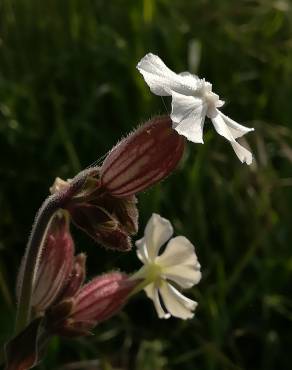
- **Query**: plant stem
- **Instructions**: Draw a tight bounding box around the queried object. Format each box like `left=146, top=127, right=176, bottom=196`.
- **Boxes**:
left=15, top=168, right=97, bottom=334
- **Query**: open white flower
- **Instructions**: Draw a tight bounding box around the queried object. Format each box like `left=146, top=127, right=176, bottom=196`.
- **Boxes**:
left=133, top=213, right=201, bottom=319
left=137, top=53, right=254, bottom=165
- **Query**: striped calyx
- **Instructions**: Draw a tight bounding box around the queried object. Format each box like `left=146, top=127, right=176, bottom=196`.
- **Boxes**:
left=100, top=115, right=185, bottom=197
left=16, top=211, right=75, bottom=315
left=57, top=272, right=137, bottom=337
left=67, top=194, right=138, bottom=251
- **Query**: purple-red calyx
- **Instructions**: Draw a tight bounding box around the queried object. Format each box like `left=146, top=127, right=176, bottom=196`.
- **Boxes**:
left=18, top=210, right=137, bottom=337
left=48, top=272, right=137, bottom=337
left=50, top=173, right=139, bottom=252
left=17, top=211, right=74, bottom=315
left=67, top=194, right=138, bottom=252
left=59, top=253, right=86, bottom=300
left=100, top=115, right=185, bottom=197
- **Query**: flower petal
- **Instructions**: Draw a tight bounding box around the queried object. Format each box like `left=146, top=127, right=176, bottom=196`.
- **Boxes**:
left=137, top=53, right=200, bottom=96
left=230, top=141, right=253, bottom=165
left=156, top=236, right=198, bottom=267
left=162, top=265, right=201, bottom=289
left=210, top=109, right=235, bottom=142
left=171, top=91, right=207, bottom=144
left=211, top=110, right=253, bottom=164
left=137, top=53, right=178, bottom=96
left=135, top=238, right=150, bottom=263
left=159, top=282, right=197, bottom=319
left=143, top=213, right=173, bottom=261
left=144, top=283, right=170, bottom=319
left=219, top=111, right=254, bottom=139
left=156, top=236, right=201, bottom=289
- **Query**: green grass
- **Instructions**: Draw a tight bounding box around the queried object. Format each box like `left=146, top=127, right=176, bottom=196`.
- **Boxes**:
left=1, top=0, right=292, bottom=369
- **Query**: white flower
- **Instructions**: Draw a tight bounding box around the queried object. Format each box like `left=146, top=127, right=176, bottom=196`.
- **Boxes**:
left=134, top=213, right=201, bottom=319
left=137, top=53, right=254, bottom=165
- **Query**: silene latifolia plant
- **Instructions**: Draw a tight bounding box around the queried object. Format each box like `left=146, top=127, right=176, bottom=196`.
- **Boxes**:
left=4, top=53, right=254, bottom=370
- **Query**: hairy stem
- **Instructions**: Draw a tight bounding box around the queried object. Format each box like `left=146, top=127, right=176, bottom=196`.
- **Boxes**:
left=15, top=168, right=97, bottom=334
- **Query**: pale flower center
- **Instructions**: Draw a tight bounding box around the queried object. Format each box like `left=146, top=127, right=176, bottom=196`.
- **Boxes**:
left=197, top=79, right=224, bottom=118
left=129, top=261, right=164, bottom=295
left=200, top=81, right=218, bottom=107
left=144, top=262, right=163, bottom=284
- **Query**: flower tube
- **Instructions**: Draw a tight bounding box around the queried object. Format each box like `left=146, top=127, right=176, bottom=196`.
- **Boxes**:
left=101, top=115, right=185, bottom=197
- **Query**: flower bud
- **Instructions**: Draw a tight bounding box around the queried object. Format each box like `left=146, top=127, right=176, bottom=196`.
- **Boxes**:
left=100, top=115, right=185, bottom=197
left=60, top=253, right=86, bottom=299
left=58, top=272, right=137, bottom=336
left=17, top=211, right=74, bottom=314
left=68, top=195, right=138, bottom=251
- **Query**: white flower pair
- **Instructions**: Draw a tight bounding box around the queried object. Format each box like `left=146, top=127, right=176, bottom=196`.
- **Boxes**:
left=137, top=53, right=254, bottom=165
left=134, top=54, right=255, bottom=319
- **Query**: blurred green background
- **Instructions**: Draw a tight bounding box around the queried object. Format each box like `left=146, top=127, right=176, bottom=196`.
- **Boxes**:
left=1, top=0, right=292, bottom=369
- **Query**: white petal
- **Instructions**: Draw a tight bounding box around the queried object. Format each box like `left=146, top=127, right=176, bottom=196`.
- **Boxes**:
left=171, top=91, right=207, bottom=143
left=143, top=213, right=173, bottom=261
left=162, top=265, right=202, bottom=289
left=137, top=53, right=178, bottom=96
left=219, top=111, right=254, bottom=139
left=171, top=91, right=200, bottom=123
left=135, top=238, right=150, bottom=263
left=211, top=110, right=253, bottom=165
left=137, top=53, right=200, bottom=96
left=156, top=236, right=198, bottom=267
left=178, top=71, right=201, bottom=92
left=231, top=141, right=253, bottom=165
left=179, top=71, right=200, bottom=80
left=156, top=236, right=201, bottom=289
left=159, top=282, right=198, bottom=319
left=144, top=283, right=170, bottom=319
left=144, top=282, right=155, bottom=299
left=210, top=109, right=235, bottom=142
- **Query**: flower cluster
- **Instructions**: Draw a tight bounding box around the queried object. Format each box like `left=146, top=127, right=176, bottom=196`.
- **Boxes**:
left=49, top=116, right=184, bottom=252
left=9, top=211, right=138, bottom=370
left=9, top=52, right=255, bottom=370
left=17, top=212, right=201, bottom=332
left=16, top=211, right=137, bottom=337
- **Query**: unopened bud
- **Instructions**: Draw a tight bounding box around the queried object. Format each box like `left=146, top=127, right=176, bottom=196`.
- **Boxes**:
left=17, top=211, right=74, bottom=314
left=68, top=199, right=137, bottom=251
left=49, top=163, right=139, bottom=251
left=59, top=272, right=137, bottom=336
left=101, top=115, right=185, bottom=197
left=60, top=253, right=86, bottom=299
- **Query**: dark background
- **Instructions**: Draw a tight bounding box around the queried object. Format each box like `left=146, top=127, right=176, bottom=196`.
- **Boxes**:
left=1, top=0, right=292, bottom=369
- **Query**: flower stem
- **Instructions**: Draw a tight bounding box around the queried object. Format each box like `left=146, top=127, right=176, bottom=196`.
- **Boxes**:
left=15, top=168, right=97, bottom=334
